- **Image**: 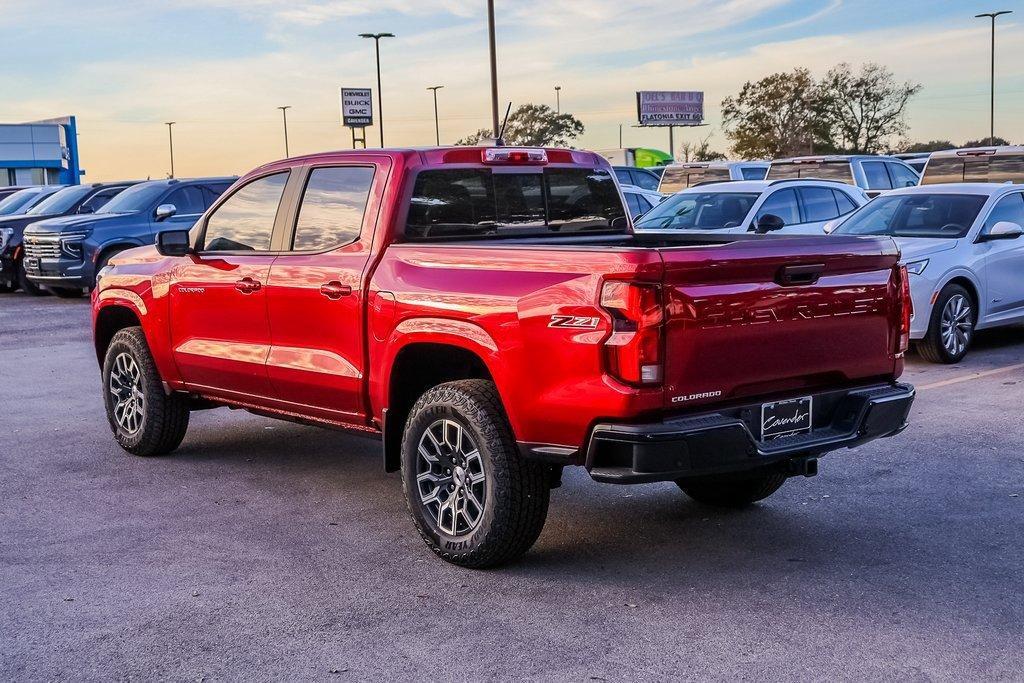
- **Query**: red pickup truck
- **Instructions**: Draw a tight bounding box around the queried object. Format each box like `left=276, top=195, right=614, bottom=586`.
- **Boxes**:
left=92, top=146, right=914, bottom=567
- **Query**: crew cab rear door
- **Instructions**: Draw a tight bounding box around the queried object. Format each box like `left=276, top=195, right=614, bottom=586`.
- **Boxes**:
left=263, top=156, right=390, bottom=423
left=656, top=235, right=902, bottom=410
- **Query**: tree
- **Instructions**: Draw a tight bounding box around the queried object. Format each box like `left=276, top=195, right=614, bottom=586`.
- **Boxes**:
left=679, top=133, right=727, bottom=162
left=962, top=136, right=1010, bottom=147
left=721, top=68, right=826, bottom=159
left=902, top=140, right=956, bottom=153
left=816, top=63, right=921, bottom=154
left=456, top=104, right=584, bottom=147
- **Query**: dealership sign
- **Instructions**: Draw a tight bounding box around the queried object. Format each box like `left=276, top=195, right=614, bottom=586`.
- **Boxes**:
left=636, top=91, right=704, bottom=126
left=341, top=88, right=373, bottom=127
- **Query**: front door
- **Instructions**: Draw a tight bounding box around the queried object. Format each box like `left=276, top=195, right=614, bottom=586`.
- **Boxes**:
left=981, top=192, right=1024, bottom=318
left=169, top=171, right=292, bottom=401
left=264, top=160, right=385, bottom=422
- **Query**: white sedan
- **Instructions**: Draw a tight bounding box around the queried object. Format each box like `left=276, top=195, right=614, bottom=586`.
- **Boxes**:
left=830, top=183, right=1024, bottom=363
left=633, top=179, right=868, bottom=235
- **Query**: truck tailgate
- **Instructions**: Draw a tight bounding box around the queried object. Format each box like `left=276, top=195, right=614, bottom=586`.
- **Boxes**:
left=658, top=235, right=902, bottom=409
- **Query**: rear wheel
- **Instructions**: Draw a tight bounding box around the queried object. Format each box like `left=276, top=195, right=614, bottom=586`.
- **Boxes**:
left=102, top=327, right=190, bottom=456
left=918, top=284, right=975, bottom=364
left=400, top=379, right=549, bottom=568
left=49, top=286, right=84, bottom=298
left=677, top=472, right=787, bottom=508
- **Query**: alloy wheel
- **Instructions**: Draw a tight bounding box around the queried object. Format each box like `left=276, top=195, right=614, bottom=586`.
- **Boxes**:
left=940, top=294, right=972, bottom=357
left=109, top=352, right=145, bottom=434
left=416, top=419, right=487, bottom=536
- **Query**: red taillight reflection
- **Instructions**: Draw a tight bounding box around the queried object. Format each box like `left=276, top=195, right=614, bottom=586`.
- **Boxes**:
left=600, top=281, right=664, bottom=386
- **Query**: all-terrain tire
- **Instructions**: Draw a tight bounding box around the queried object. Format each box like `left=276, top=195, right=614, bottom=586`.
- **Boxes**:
left=677, top=472, right=787, bottom=508
left=917, top=283, right=975, bottom=364
left=102, top=326, right=190, bottom=456
left=400, top=379, right=549, bottom=568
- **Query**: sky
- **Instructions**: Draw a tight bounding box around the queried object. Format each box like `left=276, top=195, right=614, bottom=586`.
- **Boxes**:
left=2, top=0, right=1022, bottom=181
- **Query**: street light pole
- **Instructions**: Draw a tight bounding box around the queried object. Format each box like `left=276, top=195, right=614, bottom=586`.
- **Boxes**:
left=487, top=0, right=500, bottom=137
left=277, top=106, right=291, bottom=157
left=975, top=10, right=1012, bottom=145
left=427, top=86, right=444, bottom=145
left=165, top=122, right=176, bottom=178
left=359, top=32, right=395, bottom=147
left=554, top=85, right=561, bottom=114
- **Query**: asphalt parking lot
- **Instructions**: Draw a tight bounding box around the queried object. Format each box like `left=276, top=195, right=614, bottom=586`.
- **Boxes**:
left=2, top=292, right=1022, bottom=681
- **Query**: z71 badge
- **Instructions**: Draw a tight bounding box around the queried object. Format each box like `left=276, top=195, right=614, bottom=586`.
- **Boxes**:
left=548, top=315, right=600, bottom=329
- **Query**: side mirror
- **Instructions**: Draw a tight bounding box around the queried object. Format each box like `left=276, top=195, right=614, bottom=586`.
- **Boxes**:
left=155, top=203, right=177, bottom=221
left=822, top=218, right=840, bottom=234
left=156, top=229, right=192, bottom=257
left=754, top=214, right=785, bottom=234
left=981, top=221, right=1024, bottom=242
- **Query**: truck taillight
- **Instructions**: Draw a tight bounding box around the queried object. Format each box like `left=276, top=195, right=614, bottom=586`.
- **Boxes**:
left=600, top=281, right=664, bottom=386
left=897, top=264, right=912, bottom=354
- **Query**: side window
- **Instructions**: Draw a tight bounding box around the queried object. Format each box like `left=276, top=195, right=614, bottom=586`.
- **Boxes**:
left=834, top=190, right=858, bottom=215
left=293, top=166, right=375, bottom=251
left=887, top=162, right=919, bottom=188
left=798, top=187, right=840, bottom=222
left=203, top=184, right=233, bottom=209
left=741, top=166, right=767, bottom=180
left=636, top=194, right=653, bottom=214
left=163, top=186, right=207, bottom=215
left=757, top=189, right=801, bottom=226
left=203, top=172, right=289, bottom=252
left=614, top=169, right=632, bottom=186
left=80, top=187, right=124, bottom=213
left=985, top=194, right=1024, bottom=231
left=862, top=162, right=893, bottom=190
left=632, top=171, right=660, bottom=191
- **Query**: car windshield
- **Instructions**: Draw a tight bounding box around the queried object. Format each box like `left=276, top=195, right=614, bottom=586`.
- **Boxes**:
left=26, top=185, right=93, bottom=215
left=767, top=161, right=853, bottom=182
left=96, top=182, right=167, bottom=214
left=834, top=194, right=988, bottom=239
left=634, top=192, right=760, bottom=230
left=0, top=189, right=44, bottom=216
left=404, top=167, right=627, bottom=240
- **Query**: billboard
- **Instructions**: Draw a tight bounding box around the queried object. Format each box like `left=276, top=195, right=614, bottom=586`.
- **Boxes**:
left=340, top=88, right=373, bottom=127
left=636, top=91, right=704, bottom=126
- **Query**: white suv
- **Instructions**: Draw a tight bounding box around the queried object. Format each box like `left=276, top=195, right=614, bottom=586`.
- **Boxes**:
left=830, top=183, right=1024, bottom=363
left=633, top=179, right=868, bottom=235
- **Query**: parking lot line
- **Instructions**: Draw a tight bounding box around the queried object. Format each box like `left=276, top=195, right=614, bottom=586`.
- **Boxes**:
left=916, top=362, right=1024, bottom=391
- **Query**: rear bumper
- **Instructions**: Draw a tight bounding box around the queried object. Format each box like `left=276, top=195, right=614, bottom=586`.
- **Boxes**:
left=585, top=382, right=914, bottom=484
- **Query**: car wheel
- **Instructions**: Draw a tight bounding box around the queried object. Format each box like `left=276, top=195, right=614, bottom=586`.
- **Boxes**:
left=49, top=287, right=84, bottom=299
left=918, top=284, right=975, bottom=364
left=17, top=261, right=47, bottom=296
left=400, top=379, right=550, bottom=568
left=677, top=472, right=787, bottom=508
left=102, top=326, right=190, bottom=456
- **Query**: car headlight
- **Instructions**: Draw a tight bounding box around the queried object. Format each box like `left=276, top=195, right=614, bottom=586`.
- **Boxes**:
left=0, top=227, right=12, bottom=252
left=58, top=230, right=90, bottom=259
left=905, top=259, right=929, bottom=276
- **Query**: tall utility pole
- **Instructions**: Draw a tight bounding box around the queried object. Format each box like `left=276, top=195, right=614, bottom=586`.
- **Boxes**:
left=487, top=0, right=500, bottom=137
left=359, top=32, right=395, bottom=147
left=165, top=122, right=176, bottom=178
left=554, top=85, right=561, bottom=114
left=278, top=106, right=291, bottom=157
left=427, top=86, right=444, bottom=145
left=975, top=11, right=1013, bottom=145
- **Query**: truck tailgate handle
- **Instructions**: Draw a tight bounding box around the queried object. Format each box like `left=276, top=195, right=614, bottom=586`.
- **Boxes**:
left=777, top=263, right=825, bottom=286
left=320, top=281, right=352, bottom=300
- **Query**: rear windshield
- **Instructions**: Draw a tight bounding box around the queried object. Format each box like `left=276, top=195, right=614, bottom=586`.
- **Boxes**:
left=658, top=166, right=731, bottom=193
left=767, top=161, right=854, bottom=182
left=634, top=192, right=760, bottom=231
left=922, top=154, right=1024, bottom=185
left=405, top=167, right=626, bottom=241
left=834, top=194, right=987, bottom=239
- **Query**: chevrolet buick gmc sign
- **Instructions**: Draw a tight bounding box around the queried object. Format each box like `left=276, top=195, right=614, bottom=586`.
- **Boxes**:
left=341, top=88, right=373, bottom=127
left=636, top=91, right=704, bottom=126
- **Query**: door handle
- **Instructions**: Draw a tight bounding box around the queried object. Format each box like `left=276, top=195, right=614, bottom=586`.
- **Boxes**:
left=234, top=277, right=262, bottom=294
left=320, top=281, right=352, bottom=300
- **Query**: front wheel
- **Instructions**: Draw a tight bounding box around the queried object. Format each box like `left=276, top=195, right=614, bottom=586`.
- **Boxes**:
left=102, top=326, right=190, bottom=456
left=400, top=379, right=550, bottom=568
left=677, top=472, right=787, bottom=508
left=918, top=284, right=975, bottom=364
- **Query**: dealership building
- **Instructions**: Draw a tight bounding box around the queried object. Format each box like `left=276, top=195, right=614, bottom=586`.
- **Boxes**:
left=0, top=116, right=82, bottom=187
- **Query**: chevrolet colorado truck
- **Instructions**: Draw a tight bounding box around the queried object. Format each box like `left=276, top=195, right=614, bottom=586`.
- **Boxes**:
left=91, top=146, right=915, bottom=567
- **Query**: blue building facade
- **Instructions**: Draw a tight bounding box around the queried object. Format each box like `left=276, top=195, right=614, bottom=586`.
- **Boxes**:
left=0, top=116, right=82, bottom=187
